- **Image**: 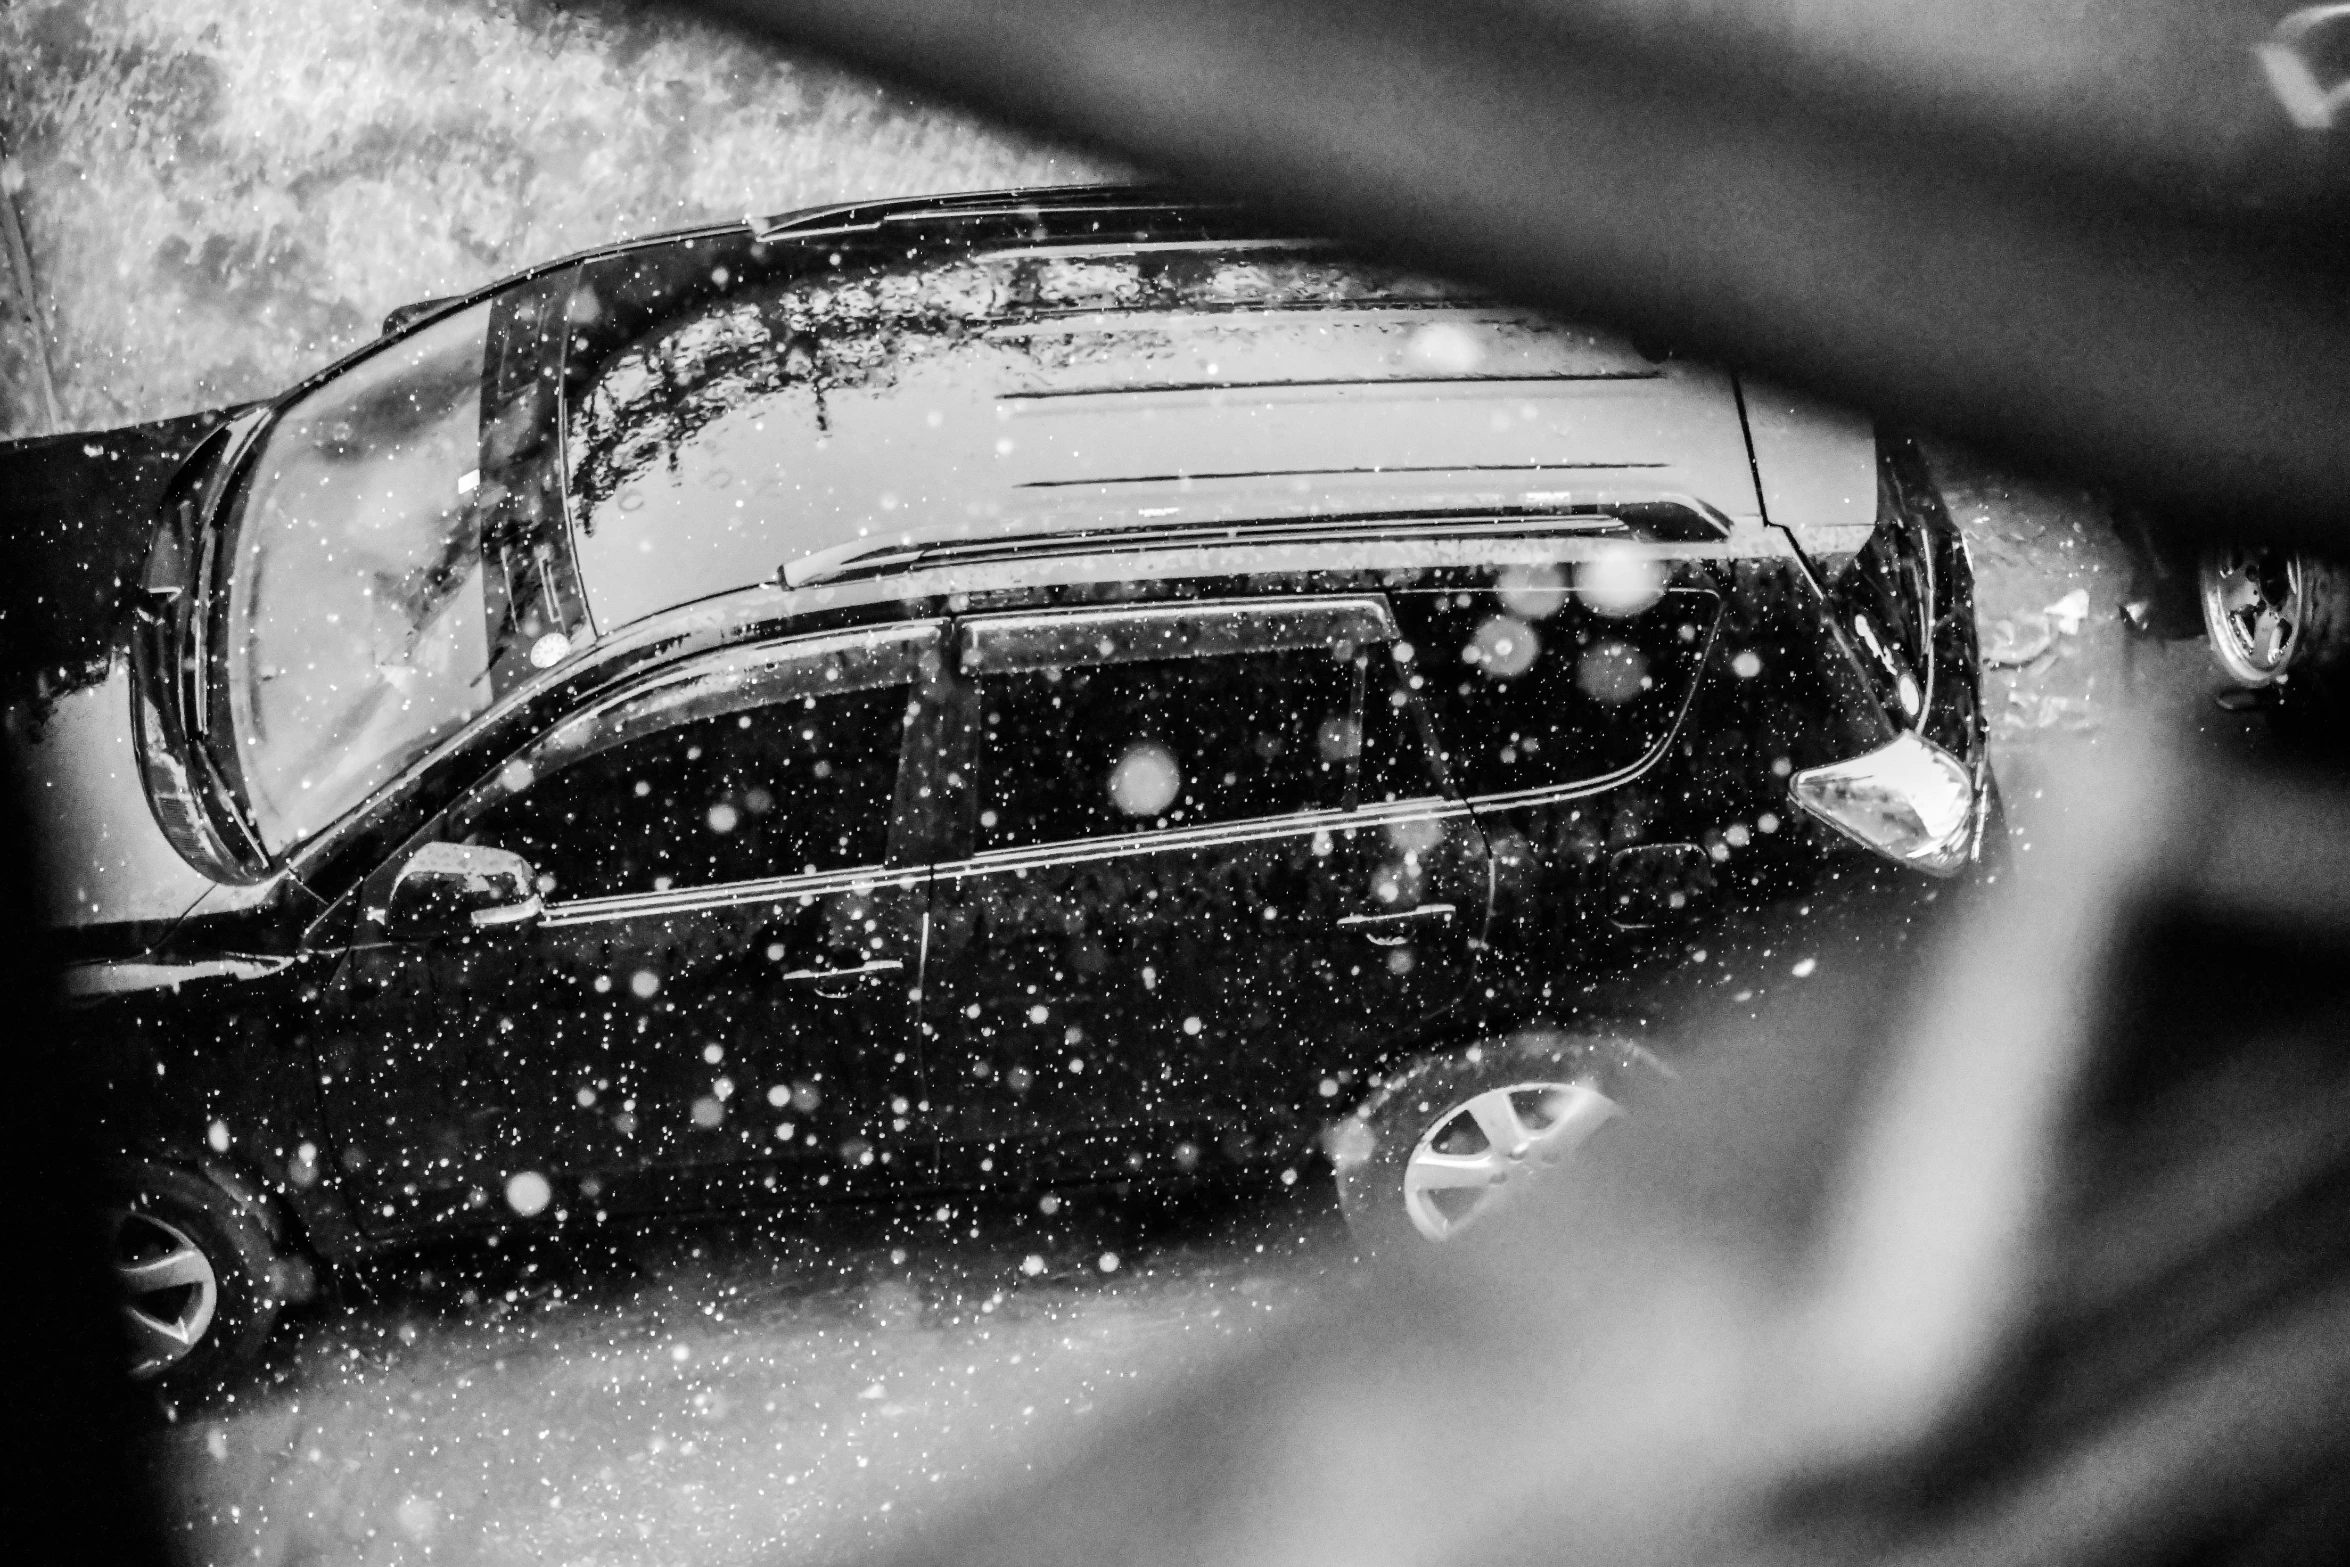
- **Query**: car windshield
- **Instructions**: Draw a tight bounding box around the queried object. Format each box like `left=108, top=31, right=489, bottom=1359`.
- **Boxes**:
left=222, top=303, right=497, bottom=851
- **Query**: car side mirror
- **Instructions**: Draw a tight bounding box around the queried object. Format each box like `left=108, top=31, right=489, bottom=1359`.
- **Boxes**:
left=381, top=842, right=542, bottom=939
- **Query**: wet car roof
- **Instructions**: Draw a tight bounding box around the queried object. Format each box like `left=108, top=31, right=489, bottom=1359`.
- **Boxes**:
left=559, top=236, right=1772, bottom=633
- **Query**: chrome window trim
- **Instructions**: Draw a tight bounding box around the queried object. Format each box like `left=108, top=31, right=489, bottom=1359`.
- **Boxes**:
left=538, top=864, right=920, bottom=929
left=1430, top=583, right=1725, bottom=813
left=1447, top=730, right=1694, bottom=815
left=524, top=621, right=941, bottom=780
left=934, top=794, right=1472, bottom=883
left=957, top=594, right=1396, bottom=674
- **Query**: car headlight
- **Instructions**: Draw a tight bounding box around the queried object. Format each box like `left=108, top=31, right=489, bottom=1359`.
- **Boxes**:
left=1790, top=731, right=1977, bottom=877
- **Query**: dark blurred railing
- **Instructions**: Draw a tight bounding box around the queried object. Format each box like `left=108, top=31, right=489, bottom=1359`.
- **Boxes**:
left=686, top=0, right=2350, bottom=549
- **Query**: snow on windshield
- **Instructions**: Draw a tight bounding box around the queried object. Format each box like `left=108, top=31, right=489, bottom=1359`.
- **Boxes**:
left=225, top=304, right=495, bottom=850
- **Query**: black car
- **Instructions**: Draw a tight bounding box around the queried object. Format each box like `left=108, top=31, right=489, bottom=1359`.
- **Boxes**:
left=1, top=186, right=1990, bottom=1391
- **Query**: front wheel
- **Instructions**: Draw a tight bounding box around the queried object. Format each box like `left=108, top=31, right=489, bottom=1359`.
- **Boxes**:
left=106, top=1162, right=286, bottom=1400
left=1329, top=1032, right=1650, bottom=1255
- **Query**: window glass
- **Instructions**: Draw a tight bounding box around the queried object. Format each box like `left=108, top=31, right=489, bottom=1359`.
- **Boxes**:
left=225, top=301, right=496, bottom=849
left=465, top=682, right=907, bottom=900
left=973, top=647, right=1356, bottom=852
left=1359, top=658, right=1452, bottom=806
left=1393, top=572, right=1720, bottom=799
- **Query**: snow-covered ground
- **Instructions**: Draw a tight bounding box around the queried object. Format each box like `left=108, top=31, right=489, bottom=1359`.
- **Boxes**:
left=158, top=1198, right=1346, bottom=1567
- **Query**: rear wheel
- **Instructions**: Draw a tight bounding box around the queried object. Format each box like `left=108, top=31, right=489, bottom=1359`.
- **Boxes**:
left=107, top=1163, right=284, bottom=1399
left=1330, top=1033, right=1647, bottom=1255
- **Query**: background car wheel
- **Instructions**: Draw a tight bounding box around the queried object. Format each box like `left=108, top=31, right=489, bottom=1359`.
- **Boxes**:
left=1329, top=1033, right=1649, bottom=1256
left=2199, top=545, right=2305, bottom=689
left=2197, top=546, right=2350, bottom=753
left=107, top=1162, right=284, bottom=1399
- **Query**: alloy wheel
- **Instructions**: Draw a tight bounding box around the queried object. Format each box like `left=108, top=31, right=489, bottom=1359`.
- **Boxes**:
left=113, top=1209, right=220, bottom=1379
left=2202, top=547, right=2304, bottom=687
left=1400, top=1080, right=1621, bottom=1241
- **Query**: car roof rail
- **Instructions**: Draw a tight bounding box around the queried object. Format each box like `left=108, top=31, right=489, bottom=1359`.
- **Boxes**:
left=777, top=504, right=1724, bottom=589
left=750, top=182, right=1227, bottom=244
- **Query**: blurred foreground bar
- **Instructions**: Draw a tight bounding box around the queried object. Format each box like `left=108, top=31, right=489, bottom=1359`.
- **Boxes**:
left=690, top=0, right=2350, bottom=547
left=638, top=10, right=2350, bottom=1562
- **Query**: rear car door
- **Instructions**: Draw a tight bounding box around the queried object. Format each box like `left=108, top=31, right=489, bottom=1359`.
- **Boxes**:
left=1389, top=564, right=1727, bottom=947
left=916, top=595, right=1489, bottom=1191
left=314, top=623, right=937, bottom=1234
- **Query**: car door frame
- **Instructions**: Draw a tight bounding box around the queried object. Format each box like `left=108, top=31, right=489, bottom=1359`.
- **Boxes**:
left=305, top=617, right=950, bottom=1237
left=904, top=588, right=1496, bottom=1187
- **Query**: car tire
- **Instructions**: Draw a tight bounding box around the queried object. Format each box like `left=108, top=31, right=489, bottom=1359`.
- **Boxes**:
left=1328, top=1031, right=1650, bottom=1257
left=106, top=1161, right=285, bottom=1400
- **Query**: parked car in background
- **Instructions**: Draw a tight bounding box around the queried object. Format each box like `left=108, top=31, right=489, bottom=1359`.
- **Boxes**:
left=2194, top=545, right=2350, bottom=732
left=0, top=186, right=1990, bottom=1392
left=2113, top=523, right=2350, bottom=747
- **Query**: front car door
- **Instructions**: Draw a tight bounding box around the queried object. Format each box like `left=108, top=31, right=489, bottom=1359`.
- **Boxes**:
left=313, top=622, right=938, bottom=1234
left=916, top=594, right=1490, bottom=1192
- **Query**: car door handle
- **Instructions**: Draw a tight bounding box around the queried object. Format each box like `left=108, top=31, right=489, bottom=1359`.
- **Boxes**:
left=1337, top=903, right=1456, bottom=944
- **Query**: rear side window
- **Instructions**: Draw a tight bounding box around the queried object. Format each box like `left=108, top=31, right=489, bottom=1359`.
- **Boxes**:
left=1394, top=570, right=1721, bottom=800
left=463, top=682, right=908, bottom=901
left=972, top=647, right=1355, bottom=852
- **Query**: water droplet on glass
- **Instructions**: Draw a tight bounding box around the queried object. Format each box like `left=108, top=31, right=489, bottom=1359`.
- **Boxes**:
left=1108, top=741, right=1181, bottom=816
left=1576, top=547, right=1668, bottom=617
left=1470, top=616, right=1539, bottom=678
left=504, top=1170, right=552, bottom=1216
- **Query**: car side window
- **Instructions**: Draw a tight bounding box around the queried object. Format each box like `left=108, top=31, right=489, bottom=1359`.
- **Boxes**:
left=1392, top=571, right=1721, bottom=800
left=972, top=645, right=1357, bottom=852
left=460, top=681, right=910, bottom=903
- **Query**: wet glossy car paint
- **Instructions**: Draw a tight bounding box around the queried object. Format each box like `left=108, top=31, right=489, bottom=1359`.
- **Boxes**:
left=0, top=188, right=1984, bottom=1270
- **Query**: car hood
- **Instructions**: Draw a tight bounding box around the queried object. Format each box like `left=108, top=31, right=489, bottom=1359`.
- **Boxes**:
left=0, top=410, right=244, bottom=937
